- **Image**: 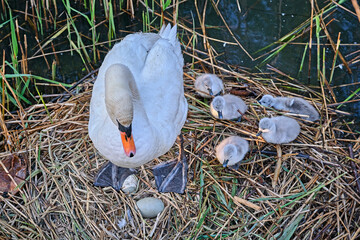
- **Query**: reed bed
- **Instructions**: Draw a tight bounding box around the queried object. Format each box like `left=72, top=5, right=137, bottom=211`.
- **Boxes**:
left=1, top=0, right=360, bottom=239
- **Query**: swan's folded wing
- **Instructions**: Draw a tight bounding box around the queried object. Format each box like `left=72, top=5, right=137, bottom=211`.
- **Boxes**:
left=139, top=36, right=187, bottom=148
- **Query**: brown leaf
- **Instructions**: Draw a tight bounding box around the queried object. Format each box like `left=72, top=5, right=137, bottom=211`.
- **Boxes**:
left=0, top=155, right=27, bottom=196
left=229, top=87, right=255, bottom=97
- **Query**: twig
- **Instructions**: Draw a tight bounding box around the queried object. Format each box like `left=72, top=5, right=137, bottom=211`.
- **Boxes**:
left=351, top=0, right=360, bottom=23
left=349, top=145, right=360, bottom=194
left=272, top=144, right=282, bottom=188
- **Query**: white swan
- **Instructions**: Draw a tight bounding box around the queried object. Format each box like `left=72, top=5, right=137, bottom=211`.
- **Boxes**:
left=215, top=136, right=249, bottom=169
left=194, top=74, right=223, bottom=98
left=88, top=24, right=188, bottom=193
left=210, top=94, right=247, bottom=121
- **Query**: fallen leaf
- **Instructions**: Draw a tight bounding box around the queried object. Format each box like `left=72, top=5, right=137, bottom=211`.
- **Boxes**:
left=229, top=88, right=254, bottom=97
left=0, top=155, right=27, bottom=196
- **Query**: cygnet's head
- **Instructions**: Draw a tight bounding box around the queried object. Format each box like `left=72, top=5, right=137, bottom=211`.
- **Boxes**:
left=257, top=118, right=275, bottom=136
left=211, top=96, right=226, bottom=119
left=222, top=144, right=238, bottom=167
left=259, top=95, right=275, bottom=108
left=202, top=77, right=214, bottom=96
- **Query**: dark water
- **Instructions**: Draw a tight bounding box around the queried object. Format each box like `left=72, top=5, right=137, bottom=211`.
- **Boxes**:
left=2, top=0, right=359, bottom=122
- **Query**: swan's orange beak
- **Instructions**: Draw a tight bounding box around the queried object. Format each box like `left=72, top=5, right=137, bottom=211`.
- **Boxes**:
left=120, top=132, right=136, bottom=158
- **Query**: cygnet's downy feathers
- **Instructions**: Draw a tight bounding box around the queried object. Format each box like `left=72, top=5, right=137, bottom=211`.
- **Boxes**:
left=259, top=94, right=290, bottom=111
left=215, top=136, right=249, bottom=168
left=210, top=94, right=247, bottom=121
left=258, top=116, right=300, bottom=144
left=194, top=74, right=224, bottom=98
left=284, top=97, right=320, bottom=121
left=259, top=95, right=319, bottom=121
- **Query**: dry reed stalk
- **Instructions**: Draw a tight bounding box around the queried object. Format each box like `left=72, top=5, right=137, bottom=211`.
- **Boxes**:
left=272, top=144, right=282, bottom=188
left=351, top=0, right=360, bottom=22
left=319, top=14, right=352, bottom=74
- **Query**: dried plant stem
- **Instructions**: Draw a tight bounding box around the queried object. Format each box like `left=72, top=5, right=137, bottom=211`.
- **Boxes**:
left=272, top=144, right=283, bottom=188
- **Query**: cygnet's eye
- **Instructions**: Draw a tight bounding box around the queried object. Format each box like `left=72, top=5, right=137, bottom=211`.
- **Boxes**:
left=215, top=101, right=222, bottom=109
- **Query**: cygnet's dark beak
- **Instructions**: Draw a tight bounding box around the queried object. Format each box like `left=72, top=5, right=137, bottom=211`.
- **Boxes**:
left=256, top=131, right=262, bottom=137
left=217, top=111, right=223, bottom=119
left=207, top=88, right=214, bottom=96
left=214, top=91, right=222, bottom=97
left=223, top=159, right=229, bottom=168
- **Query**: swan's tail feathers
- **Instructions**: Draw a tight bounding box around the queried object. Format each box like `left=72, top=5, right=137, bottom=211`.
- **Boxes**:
left=159, top=24, right=167, bottom=36
left=169, top=24, right=178, bottom=43
left=159, top=23, right=171, bottom=37
left=158, top=23, right=183, bottom=66
left=159, top=23, right=178, bottom=44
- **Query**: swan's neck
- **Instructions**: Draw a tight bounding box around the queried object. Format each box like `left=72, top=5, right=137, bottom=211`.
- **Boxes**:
left=105, top=64, right=142, bottom=127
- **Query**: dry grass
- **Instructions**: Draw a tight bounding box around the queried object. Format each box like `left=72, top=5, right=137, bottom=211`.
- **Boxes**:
left=1, top=1, right=360, bottom=239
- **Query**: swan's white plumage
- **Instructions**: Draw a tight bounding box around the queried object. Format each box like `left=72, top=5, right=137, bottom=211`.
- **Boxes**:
left=89, top=24, right=187, bottom=168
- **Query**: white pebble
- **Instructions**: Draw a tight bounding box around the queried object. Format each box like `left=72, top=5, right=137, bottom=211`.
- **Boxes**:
left=136, top=197, right=164, bottom=218
left=121, top=175, right=138, bottom=194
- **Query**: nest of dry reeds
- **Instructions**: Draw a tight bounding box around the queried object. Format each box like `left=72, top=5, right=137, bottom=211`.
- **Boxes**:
left=1, top=55, right=360, bottom=239
left=1, top=5, right=360, bottom=238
